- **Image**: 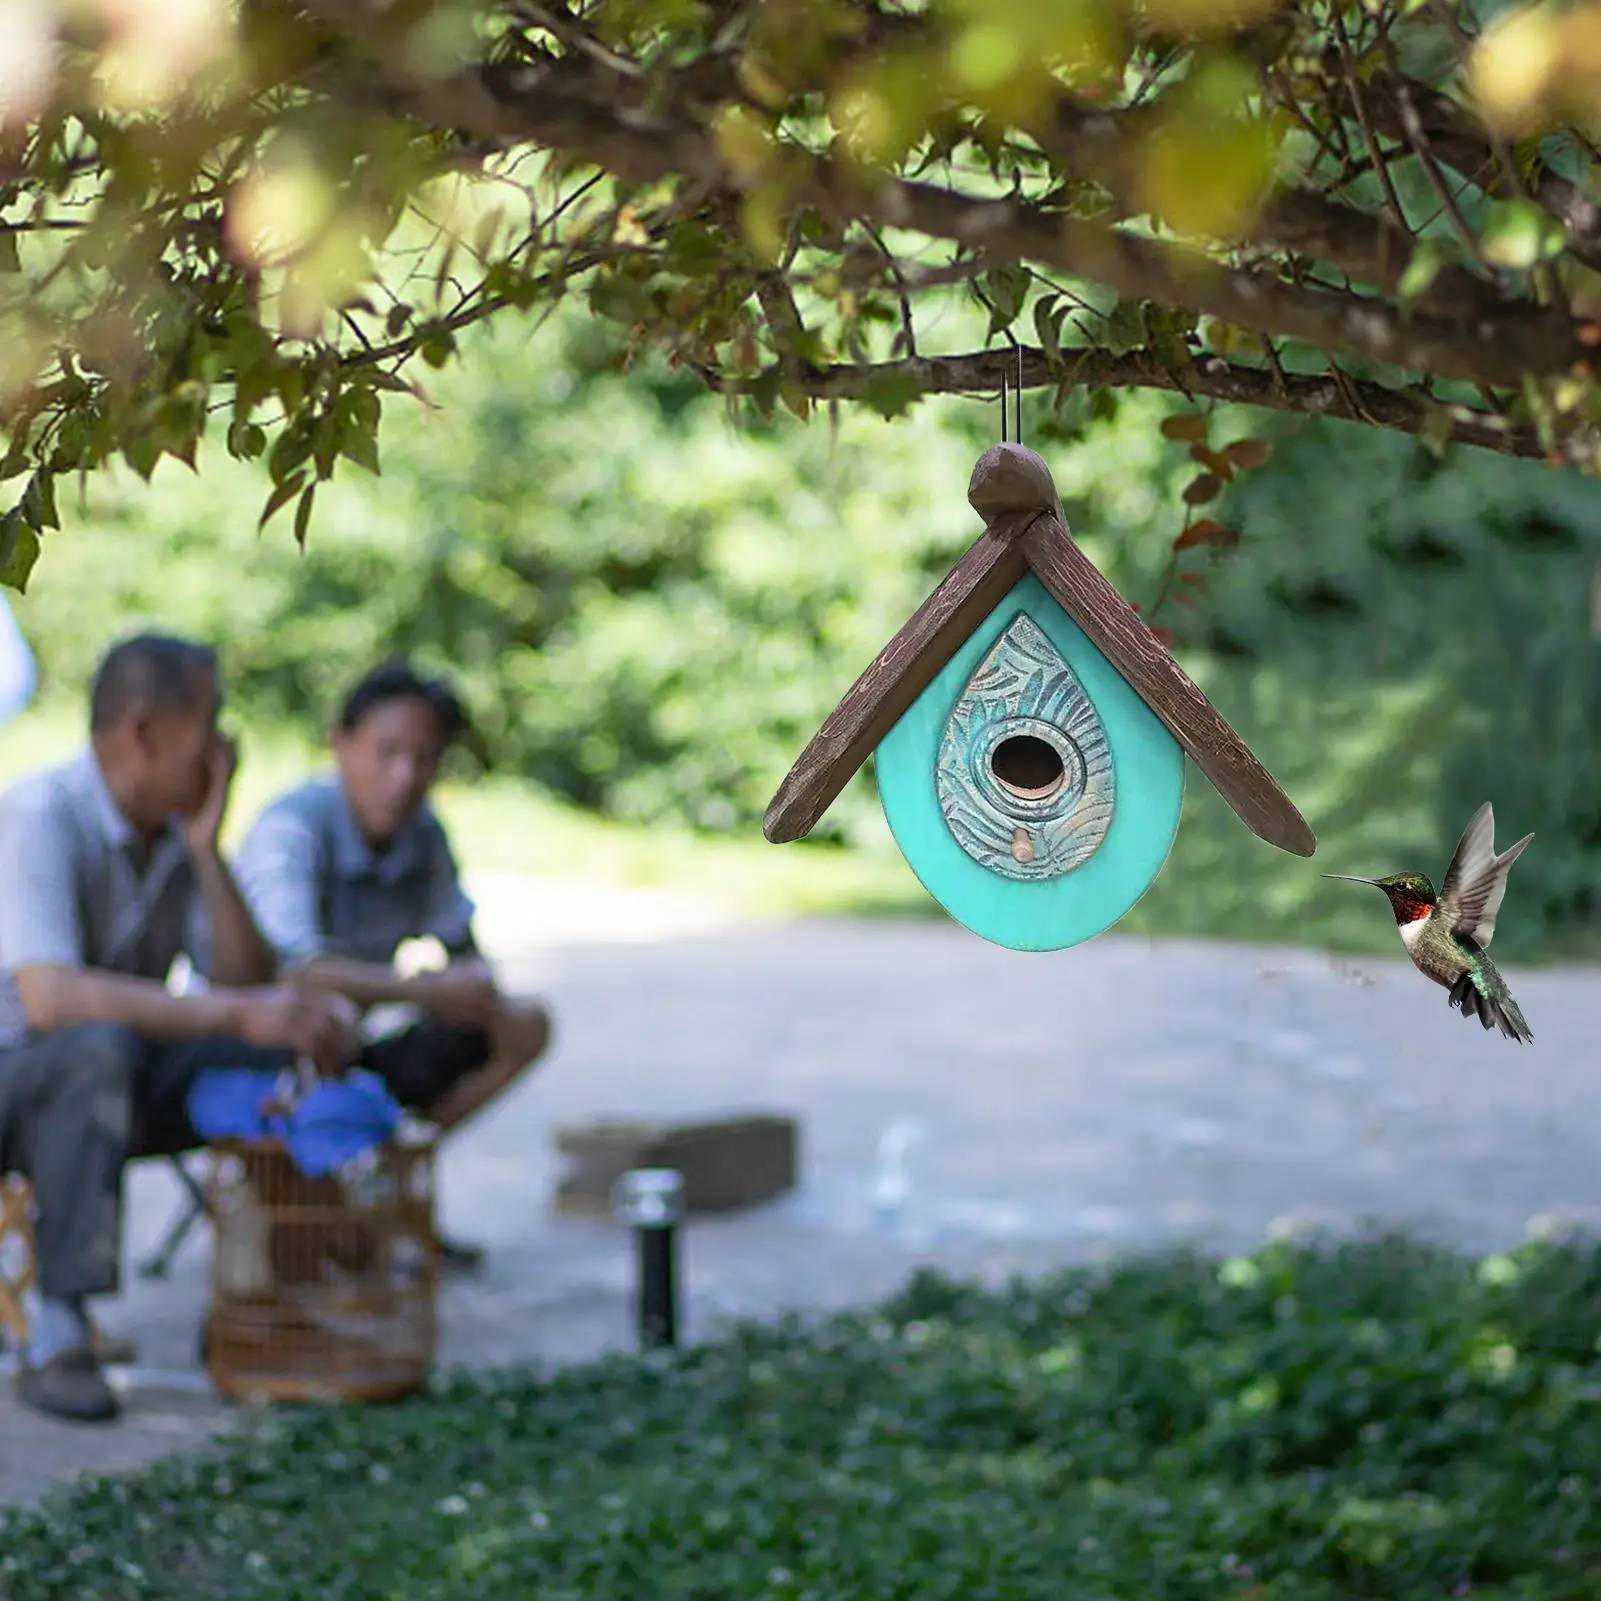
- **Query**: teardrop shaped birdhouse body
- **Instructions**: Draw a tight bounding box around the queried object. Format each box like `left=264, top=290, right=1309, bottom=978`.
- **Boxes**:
left=935, top=609, right=1116, bottom=881
left=877, top=573, right=1184, bottom=950
left=761, top=443, right=1316, bottom=954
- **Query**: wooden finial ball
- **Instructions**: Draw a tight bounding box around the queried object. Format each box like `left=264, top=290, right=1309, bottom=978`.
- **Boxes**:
left=968, top=444, right=1066, bottom=528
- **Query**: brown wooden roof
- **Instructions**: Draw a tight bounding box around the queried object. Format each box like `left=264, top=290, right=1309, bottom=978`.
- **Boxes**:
left=764, top=444, right=1315, bottom=858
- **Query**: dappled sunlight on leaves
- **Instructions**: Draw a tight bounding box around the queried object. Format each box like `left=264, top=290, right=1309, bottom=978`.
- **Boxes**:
left=91, top=0, right=236, bottom=114
left=6, top=0, right=1601, bottom=565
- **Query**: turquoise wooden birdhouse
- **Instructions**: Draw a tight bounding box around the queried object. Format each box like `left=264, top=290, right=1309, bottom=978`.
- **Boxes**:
left=763, top=444, right=1315, bottom=952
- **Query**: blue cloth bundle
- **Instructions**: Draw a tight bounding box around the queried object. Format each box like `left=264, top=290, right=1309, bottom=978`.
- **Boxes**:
left=187, top=1068, right=403, bottom=1177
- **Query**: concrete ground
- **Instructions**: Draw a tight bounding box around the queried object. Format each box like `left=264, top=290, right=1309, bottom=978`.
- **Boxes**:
left=3, top=872, right=1598, bottom=1511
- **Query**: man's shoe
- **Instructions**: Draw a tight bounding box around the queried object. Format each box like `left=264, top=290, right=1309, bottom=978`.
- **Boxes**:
left=15, top=1348, right=121, bottom=1423
left=437, top=1233, right=486, bottom=1275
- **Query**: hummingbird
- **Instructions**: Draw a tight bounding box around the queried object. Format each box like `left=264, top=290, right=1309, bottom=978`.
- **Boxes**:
left=1322, top=802, right=1534, bottom=1044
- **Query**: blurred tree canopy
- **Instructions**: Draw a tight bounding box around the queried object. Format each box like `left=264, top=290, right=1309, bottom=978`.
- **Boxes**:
left=20, top=306, right=1601, bottom=954
left=7, top=0, right=1601, bottom=587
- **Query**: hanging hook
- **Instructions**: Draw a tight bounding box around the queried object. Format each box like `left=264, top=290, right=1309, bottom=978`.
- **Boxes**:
left=1016, top=342, right=1024, bottom=447
left=1000, top=335, right=1023, bottom=447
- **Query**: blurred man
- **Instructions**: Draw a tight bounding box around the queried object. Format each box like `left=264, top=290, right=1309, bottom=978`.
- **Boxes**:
left=0, top=634, right=360, bottom=1424
left=233, top=660, right=554, bottom=1273
left=0, top=594, right=37, bottom=726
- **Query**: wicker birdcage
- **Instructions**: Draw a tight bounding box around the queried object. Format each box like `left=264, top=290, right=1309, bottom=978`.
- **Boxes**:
left=204, top=1118, right=440, bottom=1405
left=0, top=1173, right=36, bottom=1350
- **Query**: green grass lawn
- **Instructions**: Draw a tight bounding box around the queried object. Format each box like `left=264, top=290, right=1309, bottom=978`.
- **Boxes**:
left=4, top=1234, right=1601, bottom=1599
left=0, top=704, right=931, bottom=922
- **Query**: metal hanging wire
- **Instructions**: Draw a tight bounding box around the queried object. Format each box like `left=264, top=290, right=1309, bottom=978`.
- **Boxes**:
left=1016, top=342, right=1024, bottom=446
left=999, top=342, right=1024, bottom=445
left=998, top=340, right=1024, bottom=446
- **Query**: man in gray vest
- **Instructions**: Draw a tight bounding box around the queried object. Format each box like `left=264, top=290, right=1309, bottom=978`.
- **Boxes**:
left=233, top=661, right=553, bottom=1273
left=0, top=634, right=360, bottom=1424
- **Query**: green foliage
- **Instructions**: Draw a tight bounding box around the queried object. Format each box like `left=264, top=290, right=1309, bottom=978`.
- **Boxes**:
left=18, top=310, right=987, bottom=844
left=5, top=0, right=1601, bottom=573
left=17, top=308, right=1601, bottom=956
left=1162, top=416, right=1601, bottom=960
left=6, top=1234, right=1601, bottom=1599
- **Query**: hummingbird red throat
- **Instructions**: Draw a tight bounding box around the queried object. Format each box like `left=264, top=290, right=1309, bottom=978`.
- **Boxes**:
left=1322, top=802, right=1534, bottom=1044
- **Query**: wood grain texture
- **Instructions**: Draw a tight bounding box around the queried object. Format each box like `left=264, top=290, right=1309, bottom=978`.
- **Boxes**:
left=762, top=512, right=1036, bottom=844
left=1019, top=514, right=1317, bottom=857
left=968, top=443, right=1066, bottom=523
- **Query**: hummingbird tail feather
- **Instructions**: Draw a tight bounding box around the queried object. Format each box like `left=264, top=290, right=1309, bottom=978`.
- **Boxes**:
left=1447, top=971, right=1533, bottom=1044
left=1494, top=995, right=1534, bottom=1045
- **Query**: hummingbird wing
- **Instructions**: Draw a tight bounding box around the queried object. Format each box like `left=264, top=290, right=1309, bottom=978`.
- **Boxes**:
left=1439, top=802, right=1534, bottom=949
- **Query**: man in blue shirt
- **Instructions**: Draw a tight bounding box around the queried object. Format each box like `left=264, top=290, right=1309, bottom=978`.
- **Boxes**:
left=233, top=661, right=554, bottom=1272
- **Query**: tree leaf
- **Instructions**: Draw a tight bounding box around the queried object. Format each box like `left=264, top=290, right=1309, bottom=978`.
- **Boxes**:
left=293, top=483, right=317, bottom=549
left=1224, top=438, right=1272, bottom=469
left=1141, top=105, right=1280, bottom=239
left=1189, top=443, right=1235, bottom=478
left=342, top=420, right=381, bottom=475
left=865, top=368, right=921, bottom=420
left=1033, top=294, right=1063, bottom=367
left=32, top=471, right=58, bottom=532
left=1161, top=413, right=1209, bottom=443
left=419, top=325, right=457, bottom=368
left=122, top=435, right=160, bottom=481
left=267, top=427, right=312, bottom=486
left=1480, top=199, right=1566, bottom=270
left=1173, top=518, right=1240, bottom=549
left=1397, top=239, right=1452, bottom=310
left=258, top=468, right=308, bottom=531
left=1102, top=300, right=1148, bottom=356
left=981, top=263, right=1031, bottom=336
left=312, top=412, right=340, bottom=480
left=1182, top=473, right=1222, bottom=505
left=0, top=509, right=41, bottom=592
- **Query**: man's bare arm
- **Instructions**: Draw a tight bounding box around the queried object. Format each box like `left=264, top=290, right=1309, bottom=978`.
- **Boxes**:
left=295, top=954, right=499, bottom=1025
left=14, top=964, right=249, bottom=1039
left=189, top=847, right=278, bottom=987
left=15, top=965, right=366, bottom=1073
left=182, top=737, right=277, bottom=987
left=292, top=956, right=419, bottom=1010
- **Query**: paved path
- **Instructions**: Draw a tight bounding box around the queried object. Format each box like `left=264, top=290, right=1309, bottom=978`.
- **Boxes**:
left=4, top=875, right=1598, bottom=1510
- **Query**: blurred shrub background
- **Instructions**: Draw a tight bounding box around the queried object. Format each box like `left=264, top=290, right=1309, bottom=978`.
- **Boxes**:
left=4, top=308, right=1597, bottom=960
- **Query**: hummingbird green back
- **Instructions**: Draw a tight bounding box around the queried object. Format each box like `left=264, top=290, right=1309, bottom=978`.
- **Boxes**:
left=1322, top=804, right=1534, bottom=1044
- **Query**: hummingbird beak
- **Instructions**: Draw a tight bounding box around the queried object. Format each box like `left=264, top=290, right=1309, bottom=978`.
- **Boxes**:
left=1321, top=873, right=1380, bottom=886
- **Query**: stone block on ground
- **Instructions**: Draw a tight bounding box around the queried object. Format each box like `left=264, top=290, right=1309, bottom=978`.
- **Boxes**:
left=553, top=1114, right=799, bottom=1218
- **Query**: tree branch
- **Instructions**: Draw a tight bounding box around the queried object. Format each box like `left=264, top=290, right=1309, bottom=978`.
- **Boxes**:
left=309, top=30, right=1592, bottom=398
left=1023, top=99, right=1505, bottom=322
left=1329, top=60, right=1601, bottom=270
left=849, top=176, right=1584, bottom=392
left=702, top=342, right=1545, bottom=459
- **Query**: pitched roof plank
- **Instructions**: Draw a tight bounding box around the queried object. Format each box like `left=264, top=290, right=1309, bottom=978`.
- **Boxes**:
left=1019, top=513, right=1316, bottom=857
left=761, top=512, right=1036, bottom=844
